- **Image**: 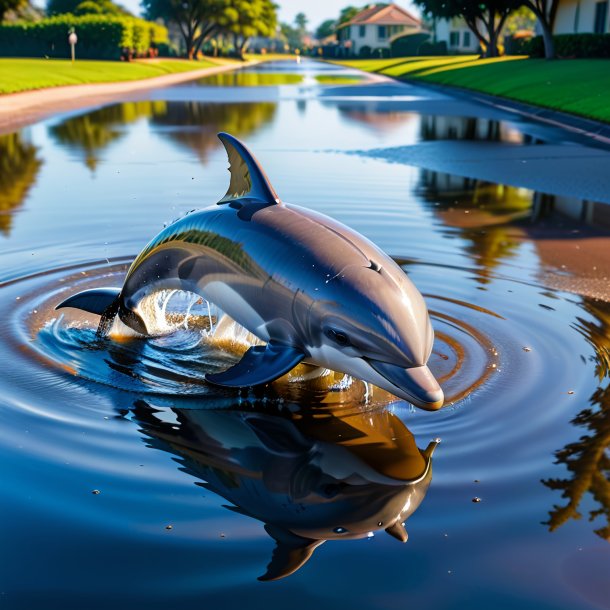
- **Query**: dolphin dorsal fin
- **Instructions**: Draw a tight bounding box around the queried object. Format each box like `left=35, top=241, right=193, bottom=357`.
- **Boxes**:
left=217, top=132, right=280, bottom=206
left=258, top=524, right=324, bottom=581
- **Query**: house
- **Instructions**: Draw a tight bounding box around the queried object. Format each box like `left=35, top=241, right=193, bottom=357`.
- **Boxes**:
left=553, top=0, right=610, bottom=34
left=336, top=3, right=421, bottom=56
left=432, top=17, right=481, bottom=53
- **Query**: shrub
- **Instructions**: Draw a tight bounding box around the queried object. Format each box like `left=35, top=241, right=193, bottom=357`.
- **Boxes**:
left=0, top=14, right=168, bottom=60
left=372, top=47, right=390, bottom=58
left=359, top=45, right=372, bottom=58
left=419, top=40, right=448, bottom=56
left=525, top=33, right=610, bottom=58
left=391, top=32, right=430, bottom=57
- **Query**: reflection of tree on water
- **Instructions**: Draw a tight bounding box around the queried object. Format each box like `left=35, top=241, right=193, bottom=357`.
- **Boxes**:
left=50, top=101, right=276, bottom=170
left=0, top=132, right=42, bottom=236
left=544, top=297, right=610, bottom=540
left=50, top=102, right=167, bottom=171
left=419, top=170, right=532, bottom=282
left=150, top=102, right=276, bottom=163
left=133, top=398, right=438, bottom=580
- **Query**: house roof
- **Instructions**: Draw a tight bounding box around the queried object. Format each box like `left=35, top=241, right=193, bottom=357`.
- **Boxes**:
left=337, top=3, right=420, bottom=29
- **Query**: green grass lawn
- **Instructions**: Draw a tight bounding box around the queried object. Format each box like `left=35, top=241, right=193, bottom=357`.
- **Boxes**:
left=0, top=57, right=234, bottom=94
left=329, top=56, right=610, bottom=123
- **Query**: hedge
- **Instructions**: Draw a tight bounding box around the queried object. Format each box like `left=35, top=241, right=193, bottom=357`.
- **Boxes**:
left=525, top=33, right=610, bottom=58
left=0, top=15, right=169, bottom=60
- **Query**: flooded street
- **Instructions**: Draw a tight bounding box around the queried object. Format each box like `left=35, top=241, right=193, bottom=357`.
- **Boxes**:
left=1, top=60, right=609, bottom=609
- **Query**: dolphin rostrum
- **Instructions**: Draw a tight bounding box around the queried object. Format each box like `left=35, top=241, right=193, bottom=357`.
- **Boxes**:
left=57, top=132, right=444, bottom=410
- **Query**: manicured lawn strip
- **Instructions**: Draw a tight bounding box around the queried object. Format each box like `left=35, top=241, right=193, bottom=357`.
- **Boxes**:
left=330, top=56, right=610, bottom=123
left=0, top=57, right=231, bottom=94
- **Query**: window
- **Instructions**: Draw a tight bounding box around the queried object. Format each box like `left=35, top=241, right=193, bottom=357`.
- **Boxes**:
left=378, top=25, right=387, bottom=39
left=359, top=25, right=365, bottom=37
left=594, top=1, right=608, bottom=33
left=449, top=31, right=460, bottom=46
left=463, top=31, right=471, bottom=47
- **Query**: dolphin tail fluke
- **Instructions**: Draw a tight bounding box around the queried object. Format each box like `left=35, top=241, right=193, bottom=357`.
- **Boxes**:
left=217, top=132, right=281, bottom=207
left=56, top=287, right=121, bottom=336
left=258, top=524, right=324, bottom=581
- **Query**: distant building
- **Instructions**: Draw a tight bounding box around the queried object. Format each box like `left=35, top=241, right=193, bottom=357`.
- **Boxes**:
left=553, top=0, right=610, bottom=34
left=336, top=3, right=421, bottom=56
left=432, top=17, right=481, bottom=53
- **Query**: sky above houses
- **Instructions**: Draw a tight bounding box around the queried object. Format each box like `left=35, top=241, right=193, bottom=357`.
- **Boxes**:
left=81, top=0, right=422, bottom=31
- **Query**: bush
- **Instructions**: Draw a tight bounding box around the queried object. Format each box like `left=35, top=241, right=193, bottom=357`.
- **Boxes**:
left=418, top=40, right=448, bottom=56
left=372, top=47, right=390, bottom=58
left=391, top=32, right=430, bottom=57
left=358, top=45, right=372, bottom=58
left=525, top=33, right=610, bottom=58
left=0, top=14, right=168, bottom=60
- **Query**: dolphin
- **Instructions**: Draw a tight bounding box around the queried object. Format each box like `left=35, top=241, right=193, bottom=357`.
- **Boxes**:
left=57, top=132, right=444, bottom=410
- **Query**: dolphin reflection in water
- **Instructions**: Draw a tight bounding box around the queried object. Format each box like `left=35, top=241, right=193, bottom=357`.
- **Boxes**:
left=133, top=396, right=439, bottom=581
left=57, top=132, right=443, bottom=410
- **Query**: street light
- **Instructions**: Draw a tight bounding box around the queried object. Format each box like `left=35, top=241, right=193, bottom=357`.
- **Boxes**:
left=68, top=29, right=78, bottom=63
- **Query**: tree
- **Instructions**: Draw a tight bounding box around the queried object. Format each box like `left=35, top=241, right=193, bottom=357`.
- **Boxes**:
left=414, top=0, right=520, bottom=58
left=519, top=0, right=558, bottom=59
left=294, top=11, right=307, bottom=32
left=1, top=0, right=27, bottom=21
left=315, top=18, right=335, bottom=41
left=47, top=0, right=130, bottom=14
left=223, top=0, right=277, bottom=59
left=73, top=0, right=130, bottom=16
left=338, top=5, right=361, bottom=25
left=142, top=0, right=228, bottom=59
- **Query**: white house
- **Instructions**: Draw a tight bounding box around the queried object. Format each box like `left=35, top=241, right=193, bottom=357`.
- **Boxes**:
left=553, top=0, right=610, bottom=33
left=433, top=17, right=481, bottom=53
left=336, top=3, right=421, bottom=56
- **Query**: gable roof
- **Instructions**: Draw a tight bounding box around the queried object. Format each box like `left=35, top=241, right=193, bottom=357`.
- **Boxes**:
left=337, top=3, right=420, bottom=29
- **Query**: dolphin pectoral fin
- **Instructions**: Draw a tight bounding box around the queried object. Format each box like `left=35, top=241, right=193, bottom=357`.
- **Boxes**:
left=205, top=343, right=305, bottom=388
left=56, top=287, right=121, bottom=315
left=216, top=132, right=281, bottom=208
left=367, top=361, right=444, bottom=411
left=259, top=524, right=324, bottom=581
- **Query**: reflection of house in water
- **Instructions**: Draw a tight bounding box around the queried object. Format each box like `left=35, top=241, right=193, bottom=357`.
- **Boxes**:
left=0, top=132, right=42, bottom=236
left=419, top=170, right=533, bottom=282
left=543, top=296, right=610, bottom=541
left=134, top=400, right=438, bottom=581
left=149, top=102, right=276, bottom=163
left=420, top=169, right=610, bottom=296
left=50, top=102, right=167, bottom=171
left=420, top=115, right=526, bottom=144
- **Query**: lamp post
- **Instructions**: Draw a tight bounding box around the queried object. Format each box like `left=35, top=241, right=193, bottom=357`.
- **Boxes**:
left=68, top=29, right=78, bottom=63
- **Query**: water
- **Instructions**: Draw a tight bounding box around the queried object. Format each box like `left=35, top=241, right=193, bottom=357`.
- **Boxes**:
left=1, top=60, right=609, bottom=609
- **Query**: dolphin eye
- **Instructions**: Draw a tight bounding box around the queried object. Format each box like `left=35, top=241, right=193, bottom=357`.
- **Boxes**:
left=325, top=328, right=351, bottom=346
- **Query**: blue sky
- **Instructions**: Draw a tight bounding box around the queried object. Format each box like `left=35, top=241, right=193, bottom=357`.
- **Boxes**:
left=76, top=0, right=421, bottom=30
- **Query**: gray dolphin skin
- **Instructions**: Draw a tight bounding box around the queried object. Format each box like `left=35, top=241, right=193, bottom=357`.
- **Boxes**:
left=56, top=132, right=444, bottom=410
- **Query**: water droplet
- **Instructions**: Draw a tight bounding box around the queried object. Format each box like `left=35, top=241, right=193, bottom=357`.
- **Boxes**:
left=220, top=533, right=226, bottom=538
left=523, top=347, right=531, bottom=352
left=333, top=527, right=347, bottom=534
left=472, top=497, right=481, bottom=503
left=568, top=390, right=574, bottom=395
left=474, top=479, right=480, bottom=483
left=165, top=524, right=173, bottom=530
left=91, top=489, right=100, bottom=495
left=377, top=521, right=383, bottom=527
